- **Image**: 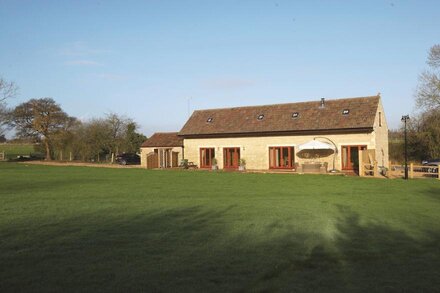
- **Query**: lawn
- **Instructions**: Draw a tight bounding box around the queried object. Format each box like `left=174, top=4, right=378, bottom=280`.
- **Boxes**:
left=0, top=163, right=439, bottom=292
left=0, top=143, right=37, bottom=160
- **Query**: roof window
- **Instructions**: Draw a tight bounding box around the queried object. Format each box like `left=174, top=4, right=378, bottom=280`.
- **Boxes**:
left=206, top=117, right=213, bottom=123
left=342, top=109, right=350, bottom=115
left=292, top=112, right=299, bottom=118
left=257, top=114, right=264, bottom=120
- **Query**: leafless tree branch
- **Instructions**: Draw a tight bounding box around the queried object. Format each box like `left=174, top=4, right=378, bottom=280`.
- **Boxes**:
left=427, top=44, right=440, bottom=69
left=416, top=45, right=440, bottom=111
left=0, top=77, right=18, bottom=102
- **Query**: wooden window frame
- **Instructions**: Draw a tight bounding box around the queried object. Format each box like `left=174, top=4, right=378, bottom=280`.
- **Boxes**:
left=269, top=146, right=295, bottom=169
left=199, top=148, right=215, bottom=168
left=223, top=147, right=240, bottom=169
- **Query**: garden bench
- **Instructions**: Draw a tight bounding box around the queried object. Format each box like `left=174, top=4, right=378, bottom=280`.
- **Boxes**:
left=187, top=162, right=198, bottom=169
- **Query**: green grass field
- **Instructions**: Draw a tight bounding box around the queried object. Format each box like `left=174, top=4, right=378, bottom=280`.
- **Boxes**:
left=0, top=144, right=36, bottom=160
left=1, top=163, right=439, bottom=292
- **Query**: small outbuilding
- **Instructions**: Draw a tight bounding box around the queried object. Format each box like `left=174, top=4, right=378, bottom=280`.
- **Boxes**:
left=140, top=132, right=183, bottom=169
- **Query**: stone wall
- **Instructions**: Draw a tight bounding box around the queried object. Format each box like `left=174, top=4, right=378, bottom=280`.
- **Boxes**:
left=183, top=132, right=376, bottom=170
left=372, top=99, right=389, bottom=168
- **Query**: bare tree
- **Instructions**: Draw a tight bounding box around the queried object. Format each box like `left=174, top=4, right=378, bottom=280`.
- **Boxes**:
left=11, top=98, right=74, bottom=160
left=70, top=119, right=110, bottom=161
left=0, top=77, right=18, bottom=102
left=68, top=114, right=146, bottom=162
left=0, top=77, right=18, bottom=136
left=0, top=105, right=8, bottom=136
left=51, top=116, right=80, bottom=160
left=427, top=44, right=440, bottom=68
left=104, top=113, right=134, bottom=156
left=416, top=45, right=440, bottom=111
left=411, top=46, right=440, bottom=160
left=406, top=109, right=440, bottom=160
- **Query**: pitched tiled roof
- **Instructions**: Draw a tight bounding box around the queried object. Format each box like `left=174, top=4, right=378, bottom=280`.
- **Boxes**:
left=179, top=96, right=380, bottom=136
left=141, top=132, right=183, bottom=147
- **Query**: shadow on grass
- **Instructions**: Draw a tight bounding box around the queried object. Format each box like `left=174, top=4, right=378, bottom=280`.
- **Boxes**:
left=422, top=186, right=440, bottom=202
left=1, top=206, right=439, bottom=292
left=0, top=177, right=107, bottom=194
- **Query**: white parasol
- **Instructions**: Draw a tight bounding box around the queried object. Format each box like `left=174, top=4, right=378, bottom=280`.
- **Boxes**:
left=297, top=140, right=334, bottom=151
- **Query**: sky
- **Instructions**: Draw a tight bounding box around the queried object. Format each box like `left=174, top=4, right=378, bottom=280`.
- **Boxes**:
left=1, top=0, right=439, bottom=136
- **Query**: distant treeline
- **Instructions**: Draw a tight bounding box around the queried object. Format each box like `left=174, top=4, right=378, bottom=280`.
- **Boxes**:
left=388, top=109, right=440, bottom=164
left=2, top=96, right=147, bottom=161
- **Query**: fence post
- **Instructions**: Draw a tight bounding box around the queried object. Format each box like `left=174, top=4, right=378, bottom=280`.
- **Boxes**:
left=69, top=152, right=72, bottom=161
left=438, top=167, right=440, bottom=180
left=409, top=163, right=414, bottom=179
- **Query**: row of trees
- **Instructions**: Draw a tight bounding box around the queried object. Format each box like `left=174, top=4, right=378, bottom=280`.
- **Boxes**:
left=0, top=81, right=146, bottom=161
left=390, top=44, right=440, bottom=163
left=59, top=113, right=147, bottom=161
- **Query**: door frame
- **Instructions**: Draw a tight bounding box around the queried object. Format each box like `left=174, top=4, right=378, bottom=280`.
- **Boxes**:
left=341, top=145, right=367, bottom=171
left=269, top=146, right=295, bottom=169
left=223, top=147, right=240, bottom=169
left=199, top=147, right=215, bottom=168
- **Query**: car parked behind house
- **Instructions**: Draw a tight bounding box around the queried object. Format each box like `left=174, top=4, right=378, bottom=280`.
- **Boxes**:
left=115, top=153, right=140, bottom=165
left=422, top=159, right=439, bottom=173
left=422, top=158, right=440, bottom=165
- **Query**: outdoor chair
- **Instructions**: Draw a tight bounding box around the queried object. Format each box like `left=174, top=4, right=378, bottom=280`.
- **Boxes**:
left=320, top=162, right=328, bottom=173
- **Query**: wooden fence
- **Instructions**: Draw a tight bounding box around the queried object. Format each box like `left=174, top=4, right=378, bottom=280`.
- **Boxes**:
left=359, top=149, right=380, bottom=177
left=389, top=163, right=440, bottom=180
left=358, top=151, right=439, bottom=180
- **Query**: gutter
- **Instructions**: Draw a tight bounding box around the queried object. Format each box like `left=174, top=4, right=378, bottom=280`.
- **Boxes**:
left=178, top=127, right=374, bottom=139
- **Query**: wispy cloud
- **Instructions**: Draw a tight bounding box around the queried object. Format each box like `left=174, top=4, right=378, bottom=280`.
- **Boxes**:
left=203, top=78, right=256, bottom=90
left=64, top=60, right=102, bottom=66
left=60, top=41, right=109, bottom=67
left=60, top=41, right=110, bottom=57
left=94, top=73, right=129, bottom=81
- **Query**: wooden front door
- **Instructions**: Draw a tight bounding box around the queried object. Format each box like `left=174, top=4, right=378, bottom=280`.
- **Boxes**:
left=342, top=145, right=367, bottom=173
left=172, top=152, right=179, bottom=167
left=200, top=148, right=215, bottom=168
left=147, top=152, right=158, bottom=169
left=269, top=146, right=295, bottom=169
left=223, top=147, right=240, bottom=169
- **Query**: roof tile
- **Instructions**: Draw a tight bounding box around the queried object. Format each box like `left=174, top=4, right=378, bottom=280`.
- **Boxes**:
left=179, top=96, right=380, bottom=136
left=141, top=132, right=183, bottom=147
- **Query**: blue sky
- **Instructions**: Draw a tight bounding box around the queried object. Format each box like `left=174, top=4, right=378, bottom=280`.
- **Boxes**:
left=1, top=0, right=439, bottom=135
